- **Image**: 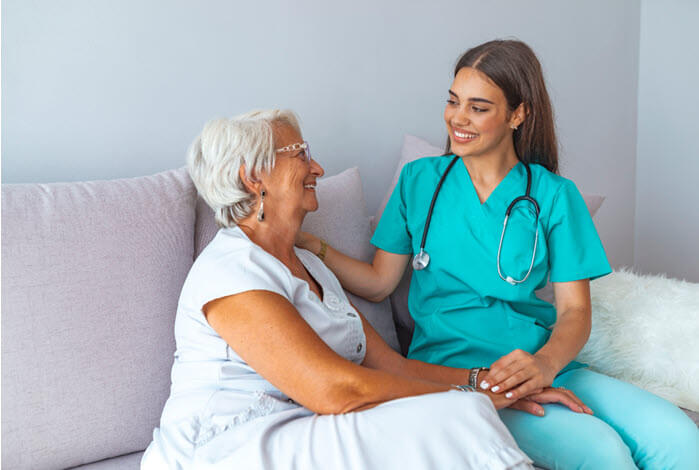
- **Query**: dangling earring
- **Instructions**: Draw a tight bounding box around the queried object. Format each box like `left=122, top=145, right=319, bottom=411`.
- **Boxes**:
left=257, top=189, right=266, bottom=222
left=510, top=124, right=518, bottom=130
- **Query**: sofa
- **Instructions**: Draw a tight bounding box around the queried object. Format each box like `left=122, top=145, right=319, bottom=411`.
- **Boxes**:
left=3, top=138, right=697, bottom=469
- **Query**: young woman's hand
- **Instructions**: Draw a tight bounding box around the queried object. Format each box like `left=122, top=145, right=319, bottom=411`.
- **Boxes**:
left=479, top=349, right=558, bottom=400
left=295, top=231, right=320, bottom=253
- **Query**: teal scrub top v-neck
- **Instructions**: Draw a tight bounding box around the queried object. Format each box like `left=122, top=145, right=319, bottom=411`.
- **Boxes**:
left=371, top=155, right=611, bottom=374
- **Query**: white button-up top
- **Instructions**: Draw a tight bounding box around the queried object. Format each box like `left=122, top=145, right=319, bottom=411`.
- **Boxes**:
left=154, top=226, right=366, bottom=450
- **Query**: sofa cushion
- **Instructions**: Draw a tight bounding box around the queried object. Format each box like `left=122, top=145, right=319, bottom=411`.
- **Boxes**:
left=68, top=451, right=143, bottom=470
left=194, top=167, right=400, bottom=351
left=1, top=169, right=196, bottom=470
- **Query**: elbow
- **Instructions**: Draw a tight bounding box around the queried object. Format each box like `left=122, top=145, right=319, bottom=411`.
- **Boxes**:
left=365, top=291, right=389, bottom=303
left=315, top=378, right=373, bottom=415
left=364, top=281, right=395, bottom=303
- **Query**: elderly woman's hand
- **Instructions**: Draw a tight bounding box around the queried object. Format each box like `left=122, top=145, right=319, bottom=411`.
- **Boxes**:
left=507, top=386, right=593, bottom=416
left=481, top=382, right=593, bottom=417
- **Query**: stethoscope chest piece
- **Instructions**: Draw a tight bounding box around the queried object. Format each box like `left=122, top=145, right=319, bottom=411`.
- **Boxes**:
left=412, top=250, right=430, bottom=270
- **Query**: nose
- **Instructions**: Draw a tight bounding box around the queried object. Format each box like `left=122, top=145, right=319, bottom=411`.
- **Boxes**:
left=310, top=158, right=324, bottom=177
left=451, top=108, right=471, bottom=128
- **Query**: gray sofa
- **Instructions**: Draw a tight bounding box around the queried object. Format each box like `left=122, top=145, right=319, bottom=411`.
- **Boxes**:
left=2, top=167, right=696, bottom=469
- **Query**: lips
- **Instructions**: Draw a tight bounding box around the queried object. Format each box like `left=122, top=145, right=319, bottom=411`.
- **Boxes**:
left=452, top=128, right=479, bottom=143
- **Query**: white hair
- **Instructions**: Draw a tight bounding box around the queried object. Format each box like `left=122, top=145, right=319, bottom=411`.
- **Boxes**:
left=187, top=109, right=301, bottom=227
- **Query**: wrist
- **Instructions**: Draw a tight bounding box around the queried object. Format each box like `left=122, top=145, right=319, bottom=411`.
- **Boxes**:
left=534, top=352, right=560, bottom=380
left=316, top=238, right=328, bottom=261
left=467, top=367, right=489, bottom=389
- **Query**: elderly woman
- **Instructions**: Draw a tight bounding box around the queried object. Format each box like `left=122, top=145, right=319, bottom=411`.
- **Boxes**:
left=141, top=109, right=587, bottom=469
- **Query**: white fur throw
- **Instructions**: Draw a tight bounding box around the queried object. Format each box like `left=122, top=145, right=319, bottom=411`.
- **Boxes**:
left=576, top=269, right=699, bottom=412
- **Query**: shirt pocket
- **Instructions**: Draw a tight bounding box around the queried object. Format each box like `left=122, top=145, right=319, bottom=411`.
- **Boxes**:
left=504, top=309, right=551, bottom=354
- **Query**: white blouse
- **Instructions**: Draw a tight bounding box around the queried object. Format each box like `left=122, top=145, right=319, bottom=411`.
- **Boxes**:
left=154, top=226, right=366, bottom=449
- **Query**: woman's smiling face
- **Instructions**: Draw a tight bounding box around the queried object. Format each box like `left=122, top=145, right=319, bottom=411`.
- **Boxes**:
left=444, top=67, right=521, bottom=159
left=263, top=123, right=324, bottom=218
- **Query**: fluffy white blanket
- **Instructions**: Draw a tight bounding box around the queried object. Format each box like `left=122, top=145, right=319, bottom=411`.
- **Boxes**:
left=576, top=269, right=699, bottom=411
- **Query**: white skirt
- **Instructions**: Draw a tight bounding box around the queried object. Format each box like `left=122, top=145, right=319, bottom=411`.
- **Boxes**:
left=142, top=391, right=533, bottom=470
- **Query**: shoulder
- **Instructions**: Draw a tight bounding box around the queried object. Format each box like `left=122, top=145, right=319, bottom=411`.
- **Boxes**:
left=400, top=155, right=457, bottom=187
left=186, top=227, right=291, bottom=296
left=404, top=154, right=454, bottom=174
left=528, top=163, right=581, bottom=205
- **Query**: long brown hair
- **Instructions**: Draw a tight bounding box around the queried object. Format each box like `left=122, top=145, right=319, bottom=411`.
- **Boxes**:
left=445, top=40, right=559, bottom=174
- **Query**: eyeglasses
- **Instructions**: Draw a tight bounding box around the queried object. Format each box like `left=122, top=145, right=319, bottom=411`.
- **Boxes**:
left=275, top=141, right=311, bottom=164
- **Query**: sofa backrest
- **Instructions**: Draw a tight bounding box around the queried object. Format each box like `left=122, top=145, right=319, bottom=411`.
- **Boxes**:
left=1, top=168, right=197, bottom=470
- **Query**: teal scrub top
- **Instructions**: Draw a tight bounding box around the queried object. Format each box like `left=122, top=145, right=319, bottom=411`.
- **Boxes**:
left=371, top=155, right=612, bottom=374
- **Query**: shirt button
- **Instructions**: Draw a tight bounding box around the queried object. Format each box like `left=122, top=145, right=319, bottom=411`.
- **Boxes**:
left=347, top=312, right=356, bottom=318
left=356, top=343, right=363, bottom=353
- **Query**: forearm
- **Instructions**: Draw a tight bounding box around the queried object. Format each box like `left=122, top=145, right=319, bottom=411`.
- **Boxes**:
left=535, top=306, right=591, bottom=374
left=323, top=244, right=389, bottom=301
left=328, top=363, right=453, bottom=413
left=302, top=234, right=396, bottom=301
left=388, top=357, right=472, bottom=386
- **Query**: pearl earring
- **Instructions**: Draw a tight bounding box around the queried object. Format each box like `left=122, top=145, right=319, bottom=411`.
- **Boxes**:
left=257, top=190, right=266, bottom=222
left=511, top=124, right=518, bottom=130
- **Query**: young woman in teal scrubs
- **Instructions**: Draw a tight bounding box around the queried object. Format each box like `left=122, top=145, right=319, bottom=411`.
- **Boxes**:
left=298, top=40, right=697, bottom=469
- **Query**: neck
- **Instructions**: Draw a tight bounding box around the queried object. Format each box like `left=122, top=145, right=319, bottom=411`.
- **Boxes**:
left=237, top=213, right=302, bottom=266
left=460, top=144, right=520, bottom=185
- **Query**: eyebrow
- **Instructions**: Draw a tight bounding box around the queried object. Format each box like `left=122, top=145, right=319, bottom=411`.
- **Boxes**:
left=448, top=90, right=495, bottom=105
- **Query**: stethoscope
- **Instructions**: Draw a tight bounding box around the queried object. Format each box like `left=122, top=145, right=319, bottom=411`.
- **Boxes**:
left=412, top=155, right=540, bottom=286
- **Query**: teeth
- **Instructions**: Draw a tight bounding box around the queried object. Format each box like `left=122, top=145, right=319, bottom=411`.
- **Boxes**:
left=454, top=131, right=477, bottom=139
left=304, top=184, right=316, bottom=189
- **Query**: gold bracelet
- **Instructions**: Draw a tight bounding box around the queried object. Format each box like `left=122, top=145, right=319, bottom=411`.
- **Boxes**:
left=317, top=239, right=328, bottom=261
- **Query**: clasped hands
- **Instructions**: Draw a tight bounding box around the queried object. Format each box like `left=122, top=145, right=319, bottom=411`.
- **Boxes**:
left=476, top=349, right=593, bottom=416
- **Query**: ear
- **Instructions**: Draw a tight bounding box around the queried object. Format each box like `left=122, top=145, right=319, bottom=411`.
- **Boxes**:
left=510, top=102, right=528, bottom=129
left=238, top=164, right=262, bottom=195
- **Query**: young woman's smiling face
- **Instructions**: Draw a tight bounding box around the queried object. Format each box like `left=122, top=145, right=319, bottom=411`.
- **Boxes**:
left=444, top=67, right=522, bottom=159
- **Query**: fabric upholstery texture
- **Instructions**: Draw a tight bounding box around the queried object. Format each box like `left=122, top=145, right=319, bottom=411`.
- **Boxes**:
left=1, top=169, right=196, bottom=470
left=68, top=451, right=144, bottom=470
left=577, top=269, right=699, bottom=411
left=194, top=167, right=400, bottom=351
left=380, top=135, right=606, bottom=353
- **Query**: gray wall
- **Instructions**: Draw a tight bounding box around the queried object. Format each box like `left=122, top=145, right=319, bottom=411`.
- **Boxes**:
left=3, top=0, right=641, bottom=269
left=635, top=0, right=699, bottom=282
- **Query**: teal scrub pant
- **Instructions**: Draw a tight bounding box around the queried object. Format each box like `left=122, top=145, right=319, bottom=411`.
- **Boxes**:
left=498, top=368, right=698, bottom=470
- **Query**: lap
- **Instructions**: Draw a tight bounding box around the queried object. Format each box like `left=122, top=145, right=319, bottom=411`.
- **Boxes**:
left=193, top=391, right=533, bottom=470
left=499, top=368, right=698, bottom=470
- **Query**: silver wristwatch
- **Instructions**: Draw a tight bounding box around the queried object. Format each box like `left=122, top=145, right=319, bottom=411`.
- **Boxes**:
left=469, top=367, right=486, bottom=389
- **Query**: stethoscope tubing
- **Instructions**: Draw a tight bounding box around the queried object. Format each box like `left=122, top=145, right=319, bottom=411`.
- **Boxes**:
left=412, top=155, right=540, bottom=286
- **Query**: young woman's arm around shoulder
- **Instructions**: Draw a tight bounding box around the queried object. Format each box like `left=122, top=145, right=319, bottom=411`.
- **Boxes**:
left=296, top=232, right=407, bottom=303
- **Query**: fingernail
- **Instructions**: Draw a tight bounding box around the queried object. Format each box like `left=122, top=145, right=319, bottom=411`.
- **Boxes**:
left=578, top=406, right=584, bottom=413
left=505, top=392, right=513, bottom=399
left=537, top=408, right=545, bottom=416
left=585, top=407, right=593, bottom=414
left=480, top=381, right=490, bottom=390
left=491, top=386, right=500, bottom=392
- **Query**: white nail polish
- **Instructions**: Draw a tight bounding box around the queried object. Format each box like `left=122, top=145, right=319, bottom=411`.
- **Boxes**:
left=505, top=392, right=513, bottom=398
left=480, top=381, right=489, bottom=390
left=491, top=386, right=500, bottom=392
